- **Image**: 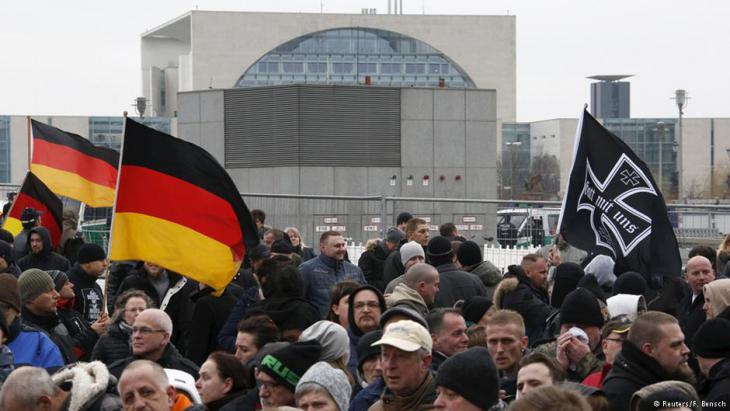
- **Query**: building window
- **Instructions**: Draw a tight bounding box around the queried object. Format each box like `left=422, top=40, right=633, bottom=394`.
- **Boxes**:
left=332, top=62, right=353, bottom=74
left=405, top=63, right=425, bottom=74
left=307, top=62, right=326, bottom=73
left=0, top=117, right=10, bottom=183
left=283, top=62, right=304, bottom=73
left=357, top=62, right=377, bottom=73
left=381, top=63, right=402, bottom=74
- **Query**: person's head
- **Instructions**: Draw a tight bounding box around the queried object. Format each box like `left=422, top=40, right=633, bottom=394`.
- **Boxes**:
left=46, top=270, right=73, bottom=300
left=400, top=241, right=426, bottom=270
left=559, top=288, right=606, bottom=351
left=627, top=311, right=692, bottom=380
left=20, top=207, right=41, bottom=230
left=373, top=320, right=433, bottom=396
left=584, top=254, right=617, bottom=291
left=630, top=380, right=702, bottom=411
left=612, top=271, right=647, bottom=297
left=484, top=309, right=528, bottom=373
left=403, top=263, right=440, bottom=305
left=119, top=360, right=177, bottom=411
left=28, top=231, right=44, bottom=255
left=434, top=347, right=499, bottom=411
left=256, top=255, right=300, bottom=299
left=319, top=231, right=346, bottom=260
left=686, top=255, right=715, bottom=295
left=264, top=228, right=287, bottom=249
left=689, top=245, right=718, bottom=271
left=702, top=278, right=730, bottom=319
left=326, top=281, right=360, bottom=328
left=256, top=340, right=322, bottom=407
left=0, top=367, right=65, bottom=411
left=600, top=315, right=632, bottom=365
left=347, top=286, right=385, bottom=335
left=439, top=222, right=458, bottom=239
left=295, top=362, right=352, bottom=411
left=0, top=240, right=13, bottom=273
left=236, top=315, right=280, bottom=365
left=466, top=325, right=487, bottom=348
left=379, top=306, right=428, bottom=331
left=461, top=296, right=494, bottom=327
left=356, top=330, right=383, bottom=385
left=427, top=236, right=455, bottom=267
left=396, top=212, right=413, bottom=231
left=455, top=240, right=482, bottom=269
left=405, top=218, right=429, bottom=246
left=521, top=254, right=548, bottom=289
left=18, top=269, right=59, bottom=315
left=550, top=263, right=584, bottom=308
left=284, top=227, right=304, bottom=248
left=251, top=209, right=266, bottom=229
left=516, top=353, right=565, bottom=398
left=509, top=385, right=591, bottom=411
left=0, top=273, right=21, bottom=327
left=692, top=318, right=730, bottom=378
left=196, top=351, right=247, bottom=404
left=113, top=289, right=155, bottom=326
left=385, top=227, right=406, bottom=251
left=428, top=308, right=468, bottom=357
left=132, top=308, right=173, bottom=360
left=248, top=244, right=271, bottom=272
left=299, top=320, right=350, bottom=364
left=77, top=243, right=109, bottom=278
left=143, top=261, right=165, bottom=277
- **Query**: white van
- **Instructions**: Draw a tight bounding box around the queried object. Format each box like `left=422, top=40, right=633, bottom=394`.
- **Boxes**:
left=496, top=207, right=561, bottom=247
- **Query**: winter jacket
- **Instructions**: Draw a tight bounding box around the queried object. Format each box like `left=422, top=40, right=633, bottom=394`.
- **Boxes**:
left=300, top=253, right=366, bottom=318
left=243, top=296, right=321, bottom=335
left=350, top=378, right=385, bottom=411
left=218, top=389, right=259, bottom=411
left=7, top=321, right=64, bottom=371
left=603, top=341, right=673, bottom=411
left=68, top=264, right=105, bottom=325
left=56, top=300, right=101, bottom=361
left=678, top=291, right=706, bottom=350
left=52, top=361, right=123, bottom=411
left=108, top=342, right=199, bottom=380
left=21, top=307, right=78, bottom=364
left=533, top=339, right=605, bottom=382
left=702, top=357, right=730, bottom=404
left=58, top=208, right=79, bottom=253
left=368, top=372, right=436, bottom=411
left=12, top=228, right=32, bottom=261
left=381, top=249, right=405, bottom=286
left=186, top=286, right=238, bottom=365
left=463, top=260, right=502, bottom=300
left=493, top=271, right=556, bottom=345
left=294, top=245, right=316, bottom=262
left=17, top=226, right=71, bottom=272
left=118, top=269, right=195, bottom=353
left=217, top=284, right=261, bottom=352
left=582, top=362, right=612, bottom=389
left=0, top=345, right=14, bottom=386
left=91, top=320, right=132, bottom=365
left=385, top=283, right=429, bottom=319
left=432, top=263, right=487, bottom=308
left=185, top=391, right=247, bottom=411
left=359, top=242, right=390, bottom=292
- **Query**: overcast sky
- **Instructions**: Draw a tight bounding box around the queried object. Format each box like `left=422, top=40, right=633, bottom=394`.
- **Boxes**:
left=1, top=0, right=727, bottom=121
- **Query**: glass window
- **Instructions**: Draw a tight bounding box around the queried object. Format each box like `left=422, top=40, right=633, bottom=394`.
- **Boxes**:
left=357, top=63, right=377, bottom=73
left=307, top=62, right=326, bottom=73
left=381, top=63, right=402, bottom=74
left=332, top=62, right=353, bottom=74
left=283, top=62, right=304, bottom=73
left=405, top=63, right=425, bottom=74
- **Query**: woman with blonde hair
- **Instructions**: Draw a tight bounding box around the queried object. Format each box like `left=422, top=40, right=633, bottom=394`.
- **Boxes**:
left=91, top=289, right=155, bottom=364
left=285, top=226, right=316, bottom=262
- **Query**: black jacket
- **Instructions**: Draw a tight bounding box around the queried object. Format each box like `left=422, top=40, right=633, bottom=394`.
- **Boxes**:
left=68, top=264, right=105, bottom=325
left=186, top=391, right=247, bottom=411
left=118, top=269, right=195, bottom=353
left=603, top=341, right=673, bottom=411
left=108, top=343, right=199, bottom=380
left=381, top=249, right=405, bottom=286
left=186, top=286, right=238, bottom=365
left=358, top=242, right=390, bottom=292
left=294, top=245, right=316, bottom=262
left=433, top=263, right=487, bottom=308
left=56, top=303, right=99, bottom=361
left=678, top=291, right=706, bottom=350
left=703, top=357, right=730, bottom=404
left=494, top=269, right=555, bottom=345
left=21, top=308, right=77, bottom=365
left=17, top=227, right=71, bottom=272
left=91, top=320, right=132, bottom=365
left=244, top=296, right=321, bottom=334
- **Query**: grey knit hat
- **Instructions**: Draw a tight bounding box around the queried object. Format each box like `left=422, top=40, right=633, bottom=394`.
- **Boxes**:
left=296, top=362, right=352, bottom=411
left=400, top=241, right=425, bottom=265
left=46, top=270, right=69, bottom=293
left=18, top=269, right=55, bottom=303
left=299, top=320, right=350, bottom=364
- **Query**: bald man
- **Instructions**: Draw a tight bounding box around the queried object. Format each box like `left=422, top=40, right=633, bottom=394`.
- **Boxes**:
left=108, top=309, right=199, bottom=379
left=119, top=360, right=176, bottom=411
left=678, top=255, right=715, bottom=349
left=386, top=263, right=440, bottom=319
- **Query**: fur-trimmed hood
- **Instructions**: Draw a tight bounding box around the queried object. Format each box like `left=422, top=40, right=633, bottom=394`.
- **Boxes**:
left=51, top=361, right=116, bottom=411
left=493, top=277, right=519, bottom=309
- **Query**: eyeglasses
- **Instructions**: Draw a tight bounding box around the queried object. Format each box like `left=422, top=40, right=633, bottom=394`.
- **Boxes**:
left=354, top=302, right=380, bottom=310
left=132, top=327, right=166, bottom=335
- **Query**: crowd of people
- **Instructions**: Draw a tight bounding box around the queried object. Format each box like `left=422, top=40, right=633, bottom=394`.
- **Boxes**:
left=0, top=207, right=728, bottom=411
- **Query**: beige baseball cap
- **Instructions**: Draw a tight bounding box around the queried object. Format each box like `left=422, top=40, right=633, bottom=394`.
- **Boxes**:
left=372, top=320, right=432, bottom=352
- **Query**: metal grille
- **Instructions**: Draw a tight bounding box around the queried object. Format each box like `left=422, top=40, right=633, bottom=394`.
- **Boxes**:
left=224, top=85, right=401, bottom=168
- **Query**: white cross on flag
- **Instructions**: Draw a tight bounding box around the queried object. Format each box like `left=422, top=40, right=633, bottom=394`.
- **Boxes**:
left=558, top=109, right=681, bottom=282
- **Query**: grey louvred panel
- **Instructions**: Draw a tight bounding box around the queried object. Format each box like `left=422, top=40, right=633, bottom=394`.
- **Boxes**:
left=224, top=85, right=401, bottom=168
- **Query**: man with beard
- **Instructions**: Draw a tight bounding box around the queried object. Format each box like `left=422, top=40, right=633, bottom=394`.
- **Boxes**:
left=603, top=311, right=694, bottom=411
left=346, top=285, right=386, bottom=376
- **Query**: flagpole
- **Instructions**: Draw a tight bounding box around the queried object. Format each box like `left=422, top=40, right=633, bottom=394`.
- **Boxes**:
left=102, top=111, right=128, bottom=315
left=1, top=172, right=30, bottom=232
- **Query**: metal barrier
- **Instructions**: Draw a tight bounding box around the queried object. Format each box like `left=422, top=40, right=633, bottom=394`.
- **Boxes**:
left=483, top=244, right=541, bottom=272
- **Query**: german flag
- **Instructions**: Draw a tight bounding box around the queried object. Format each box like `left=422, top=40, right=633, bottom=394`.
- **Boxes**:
left=3, top=172, right=63, bottom=248
left=110, top=119, right=259, bottom=291
left=31, top=119, right=119, bottom=207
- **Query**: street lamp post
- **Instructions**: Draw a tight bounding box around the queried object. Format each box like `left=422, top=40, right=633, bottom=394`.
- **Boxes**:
left=673, top=90, right=688, bottom=200
left=655, top=121, right=665, bottom=194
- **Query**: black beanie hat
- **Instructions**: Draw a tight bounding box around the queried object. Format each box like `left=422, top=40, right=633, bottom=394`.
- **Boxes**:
left=270, top=239, right=293, bottom=254
left=693, top=318, right=730, bottom=358
left=0, top=240, right=13, bottom=265
left=456, top=241, right=482, bottom=267
left=551, top=263, right=584, bottom=308
left=356, top=330, right=383, bottom=372
left=435, top=347, right=499, bottom=410
left=426, top=236, right=452, bottom=258
left=0, top=230, right=13, bottom=245
left=347, top=285, right=386, bottom=336
left=46, top=270, right=69, bottom=292
left=576, top=274, right=607, bottom=303
left=259, top=340, right=322, bottom=391
left=77, top=243, right=106, bottom=264
left=613, top=271, right=648, bottom=296
left=560, top=288, right=605, bottom=328
left=461, top=296, right=493, bottom=325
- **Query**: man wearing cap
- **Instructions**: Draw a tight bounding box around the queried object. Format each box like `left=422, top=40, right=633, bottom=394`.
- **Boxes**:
left=359, top=227, right=404, bottom=292
left=370, top=320, right=437, bottom=410
left=382, top=218, right=429, bottom=286
left=456, top=240, right=501, bottom=300
left=426, top=236, right=486, bottom=308
left=434, top=347, right=500, bottom=411
left=67, top=243, right=108, bottom=325
left=533, top=288, right=606, bottom=382
left=12, top=206, right=41, bottom=260
left=17, top=226, right=71, bottom=273
left=693, top=318, right=730, bottom=404
left=383, top=241, right=428, bottom=294
left=582, top=315, right=632, bottom=389
left=256, top=340, right=322, bottom=408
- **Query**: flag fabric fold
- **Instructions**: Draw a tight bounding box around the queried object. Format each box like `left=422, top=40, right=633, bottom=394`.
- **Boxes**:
left=31, top=119, right=119, bottom=207
left=110, top=118, right=259, bottom=291
left=3, top=171, right=63, bottom=248
left=558, top=109, right=681, bottom=281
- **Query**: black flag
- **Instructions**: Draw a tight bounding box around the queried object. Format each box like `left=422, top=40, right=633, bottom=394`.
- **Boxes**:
left=558, top=109, right=681, bottom=282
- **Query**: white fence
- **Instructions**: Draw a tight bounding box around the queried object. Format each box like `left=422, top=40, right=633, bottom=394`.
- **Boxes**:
left=346, top=242, right=539, bottom=273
